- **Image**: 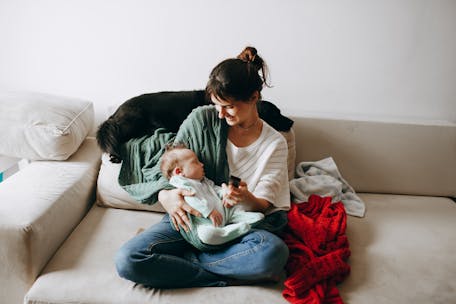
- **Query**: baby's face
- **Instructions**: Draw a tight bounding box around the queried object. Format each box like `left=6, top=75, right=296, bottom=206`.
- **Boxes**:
left=178, top=149, right=205, bottom=180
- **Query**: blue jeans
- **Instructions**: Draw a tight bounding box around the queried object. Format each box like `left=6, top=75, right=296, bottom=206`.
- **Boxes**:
left=115, top=214, right=289, bottom=288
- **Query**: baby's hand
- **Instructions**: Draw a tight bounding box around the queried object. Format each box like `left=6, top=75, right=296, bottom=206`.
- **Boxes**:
left=208, top=210, right=223, bottom=227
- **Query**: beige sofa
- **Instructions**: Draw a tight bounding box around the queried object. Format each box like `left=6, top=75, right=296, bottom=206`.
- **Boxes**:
left=1, top=107, right=455, bottom=303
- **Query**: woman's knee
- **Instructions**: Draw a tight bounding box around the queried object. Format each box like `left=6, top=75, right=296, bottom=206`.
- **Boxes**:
left=114, top=245, right=136, bottom=280
left=115, top=244, right=163, bottom=286
left=251, top=230, right=289, bottom=277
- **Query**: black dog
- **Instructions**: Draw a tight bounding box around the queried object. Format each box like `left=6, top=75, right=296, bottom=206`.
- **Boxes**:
left=96, top=90, right=293, bottom=163
left=96, top=90, right=209, bottom=163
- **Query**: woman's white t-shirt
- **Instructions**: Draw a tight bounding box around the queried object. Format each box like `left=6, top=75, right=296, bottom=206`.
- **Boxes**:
left=226, top=120, right=290, bottom=215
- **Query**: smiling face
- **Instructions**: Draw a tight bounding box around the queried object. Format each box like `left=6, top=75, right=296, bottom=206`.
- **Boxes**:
left=211, top=92, right=259, bottom=128
left=174, top=148, right=205, bottom=180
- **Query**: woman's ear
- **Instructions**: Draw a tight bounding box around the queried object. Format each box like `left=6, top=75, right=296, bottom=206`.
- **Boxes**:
left=249, top=91, right=260, bottom=103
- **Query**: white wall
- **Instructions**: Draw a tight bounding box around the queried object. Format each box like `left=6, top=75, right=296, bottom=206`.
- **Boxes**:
left=1, top=0, right=455, bottom=127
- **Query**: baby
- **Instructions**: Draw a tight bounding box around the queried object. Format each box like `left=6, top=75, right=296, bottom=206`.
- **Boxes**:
left=160, top=143, right=264, bottom=246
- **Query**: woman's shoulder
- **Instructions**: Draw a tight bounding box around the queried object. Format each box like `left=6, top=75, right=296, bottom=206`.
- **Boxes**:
left=261, top=120, right=288, bottom=146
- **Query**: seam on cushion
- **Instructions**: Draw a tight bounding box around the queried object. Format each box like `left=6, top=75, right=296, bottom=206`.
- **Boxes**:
left=61, top=102, right=92, bottom=133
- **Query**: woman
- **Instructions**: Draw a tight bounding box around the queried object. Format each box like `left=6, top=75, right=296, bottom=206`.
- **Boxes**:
left=115, top=46, right=291, bottom=288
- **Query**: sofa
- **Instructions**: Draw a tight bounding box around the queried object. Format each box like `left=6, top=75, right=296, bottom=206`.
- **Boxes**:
left=0, top=91, right=455, bottom=304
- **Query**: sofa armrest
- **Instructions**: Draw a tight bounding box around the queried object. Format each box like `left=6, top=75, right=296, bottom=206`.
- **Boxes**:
left=0, top=138, right=101, bottom=304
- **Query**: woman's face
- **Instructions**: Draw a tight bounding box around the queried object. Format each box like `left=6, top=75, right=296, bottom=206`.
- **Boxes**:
left=211, top=93, right=258, bottom=126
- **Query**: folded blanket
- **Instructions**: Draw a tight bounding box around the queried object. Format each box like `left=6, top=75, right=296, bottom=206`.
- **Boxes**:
left=282, top=195, right=351, bottom=304
left=118, top=128, right=176, bottom=204
left=289, top=157, right=365, bottom=217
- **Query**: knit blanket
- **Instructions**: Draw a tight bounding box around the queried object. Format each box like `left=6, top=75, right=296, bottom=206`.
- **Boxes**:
left=289, top=157, right=365, bottom=217
left=282, top=195, right=351, bottom=304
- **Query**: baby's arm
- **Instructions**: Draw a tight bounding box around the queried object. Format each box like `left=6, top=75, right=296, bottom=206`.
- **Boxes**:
left=208, top=209, right=223, bottom=227
left=184, top=196, right=213, bottom=218
left=169, top=176, right=214, bottom=217
left=185, top=196, right=222, bottom=226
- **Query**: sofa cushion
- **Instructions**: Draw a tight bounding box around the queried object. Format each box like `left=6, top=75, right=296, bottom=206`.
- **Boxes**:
left=280, top=128, right=296, bottom=180
left=292, top=116, right=456, bottom=197
left=25, top=205, right=288, bottom=304
left=339, top=194, right=456, bottom=303
left=25, top=194, right=456, bottom=304
left=0, top=138, right=101, bottom=304
left=0, top=90, right=94, bottom=160
left=96, top=153, right=166, bottom=212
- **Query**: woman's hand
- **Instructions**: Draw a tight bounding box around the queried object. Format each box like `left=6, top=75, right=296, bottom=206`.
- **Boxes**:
left=222, top=181, right=249, bottom=207
left=158, top=188, right=201, bottom=232
left=222, top=181, right=272, bottom=212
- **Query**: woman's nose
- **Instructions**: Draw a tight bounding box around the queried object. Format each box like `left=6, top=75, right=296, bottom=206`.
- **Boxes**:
left=218, top=108, right=225, bottom=119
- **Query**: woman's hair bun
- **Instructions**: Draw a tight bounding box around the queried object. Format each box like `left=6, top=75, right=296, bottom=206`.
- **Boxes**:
left=237, top=46, right=257, bottom=62
left=237, top=46, right=264, bottom=71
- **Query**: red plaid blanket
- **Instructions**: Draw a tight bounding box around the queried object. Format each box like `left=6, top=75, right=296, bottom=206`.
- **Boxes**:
left=282, top=195, right=351, bottom=304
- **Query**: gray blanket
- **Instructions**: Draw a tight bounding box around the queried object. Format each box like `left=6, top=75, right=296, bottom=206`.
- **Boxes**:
left=290, top=157, right=366, bottom=217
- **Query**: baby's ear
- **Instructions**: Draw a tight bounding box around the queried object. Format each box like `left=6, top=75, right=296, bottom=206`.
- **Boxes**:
left=173, top=167, right=182, bottom=176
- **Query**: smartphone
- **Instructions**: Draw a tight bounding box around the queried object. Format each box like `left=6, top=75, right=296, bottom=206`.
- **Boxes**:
left=229, top=175, right=241, bottom=188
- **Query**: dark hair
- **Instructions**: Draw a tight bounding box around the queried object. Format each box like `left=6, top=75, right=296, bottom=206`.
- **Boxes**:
left=206, top=46, right=270, bottom=102
left=160, top=142, right=188, bottom=179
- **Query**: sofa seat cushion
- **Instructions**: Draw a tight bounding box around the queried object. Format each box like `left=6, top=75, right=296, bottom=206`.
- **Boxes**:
left=25, top=205, right=288, bottom=304
left=340, top=193, right=456, bottom=303
left=0, top=138, right=101, bottom=304
left=25, top=194, right=456, bottom=304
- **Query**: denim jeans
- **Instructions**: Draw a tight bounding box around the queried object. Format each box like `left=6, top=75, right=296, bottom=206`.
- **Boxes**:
left=115, top=214, right=289, bottom=288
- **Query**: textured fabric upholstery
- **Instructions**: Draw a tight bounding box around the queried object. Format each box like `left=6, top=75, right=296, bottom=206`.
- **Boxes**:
left=9, top=115, right=456, bottom=304
left=0, top=138, right=100, bottom=304
left=25, top=195, right=456, bottom=304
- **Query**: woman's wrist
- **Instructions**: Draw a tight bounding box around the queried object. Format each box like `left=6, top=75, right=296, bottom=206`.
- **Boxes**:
left=245, top=192, right=271, bottom=212
left=158, top=189, right=166, bottom=202
left=158, top=189, right=172, bottom=207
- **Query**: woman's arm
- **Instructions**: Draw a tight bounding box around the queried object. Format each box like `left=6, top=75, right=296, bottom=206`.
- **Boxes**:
left=224, top=124, right=290, bottom=213
left=159, top=106, right=229, bottom=229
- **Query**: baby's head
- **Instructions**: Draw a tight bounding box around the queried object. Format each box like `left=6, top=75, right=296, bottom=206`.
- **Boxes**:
left=160, top=143, right=205, bottom=180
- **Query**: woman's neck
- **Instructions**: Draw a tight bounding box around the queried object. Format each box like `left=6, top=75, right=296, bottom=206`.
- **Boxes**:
left=236, top=117, right=261, bottom=130
left=228, top=118, right=263, bottom=147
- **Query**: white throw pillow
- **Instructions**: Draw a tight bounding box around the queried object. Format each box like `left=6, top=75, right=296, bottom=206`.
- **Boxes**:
left=0, top=90, right=94, bottom=160
left=96, top=153, right=166, bottom=212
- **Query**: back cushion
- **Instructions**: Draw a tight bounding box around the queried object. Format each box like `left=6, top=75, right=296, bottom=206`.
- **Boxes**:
left=292, top=116, right=456, bottom=197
